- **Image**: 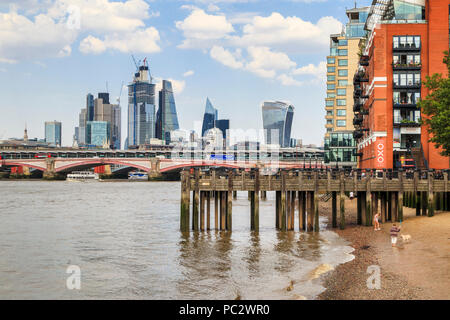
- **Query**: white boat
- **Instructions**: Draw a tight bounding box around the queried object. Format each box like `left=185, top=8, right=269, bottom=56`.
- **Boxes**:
left=128, top=171, right=148, bottom=180
left=67, top=171, right=99, bottom=182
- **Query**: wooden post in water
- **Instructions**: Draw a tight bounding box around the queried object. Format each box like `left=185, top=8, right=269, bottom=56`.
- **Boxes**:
left=332, top=191, right=337, bottom=228
left=422, top=191, right=428, bottom=216
left=276, top=191, right=281, bottom=230
left=250, top=170, right=260, bottom=232
left=206, top=191, right=211, bottom=231
left=314, top=171, right=320, bottom=232
left=214, top=191, right=219, bottom=230
left=261, top=191, right=267, bottom=200
left=290, top=191, right=296, bottom=231
left=298, top=191, right=305, bottom=231
left=387, top=191, right=392, bottom=221
left=428, top=170, right=435, bottom=217
left=221, top=191, right=227, bottom=230
left=233, top=191, right=237, bottom=199
left=180, top=170, right=191, bottom=232
left=286, top=191, right=291, bottom=231
left=392, top=192, right=398, bottom=222
left=200, top=191, right=205, bottom=231
left=339, top=171, right=345, bottom=230
left=281, top=171, right=287, bottom=231
left=307, top=191, right=314, bottom=231
left=192, top=169, right=200, bottom=231
left=227, top=171, right=233, bottom=231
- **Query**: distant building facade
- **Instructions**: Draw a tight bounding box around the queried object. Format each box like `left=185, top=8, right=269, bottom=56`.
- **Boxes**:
left=94, top=92, right=121, bottom=149
left=86, top=121, right=110, bottom=147
left=156, top=80, right=180, bottom=144
left=201, top=97, right=218, bottom=137
left=262, top=101, right=294, bottom=148
left=45, top=121, right=62, bottom=146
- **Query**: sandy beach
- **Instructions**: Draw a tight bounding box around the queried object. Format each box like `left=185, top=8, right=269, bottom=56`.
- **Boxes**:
left=318, top=197, right=450, bottom=300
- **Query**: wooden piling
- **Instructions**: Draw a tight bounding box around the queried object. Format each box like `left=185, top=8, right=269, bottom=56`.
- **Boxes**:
left=307, top=191, right=314, bottom=231
left=428, top=171, right=435, bottom=217
left=250, top=170, right=260, bottom=232
left=221, top=191, right=227, bottom=230
left=206, top=191, right=211, bottom=231
left=298, top=191, right=305, bottom=231
left=331, top=191, right=337, bottom=228
left=398, top=171, right=404, bottom=222
left=314, top=171, right=320, bottom=232
left=214, top=191, right=219, bottom=230
left=276, top=191, right=281, bottom=230
left=365, top=173, right=372, bottom=226
left=200, top=191, right=205, bottom=231
left=422, top=191, right=428, bottom=216
left=290, top=191, right=296, bottom=231
left=281, top=172, right=287, bottom=231
left=339, top=171, right=345, bottom=230
left=357, top=192, right=362, bottom=225
left=180, top=170, right=191, bottom=232
left=381, top=192, right=387, bottom=223
left=227, top=171, right=233, bottom=231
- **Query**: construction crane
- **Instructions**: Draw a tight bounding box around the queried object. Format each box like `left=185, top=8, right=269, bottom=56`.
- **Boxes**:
left=117, top=81, right=124, bottom=105
left=131, top=54, right=141, bottom=73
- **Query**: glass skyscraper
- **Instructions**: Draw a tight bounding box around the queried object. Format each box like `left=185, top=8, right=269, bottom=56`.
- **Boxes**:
left=86, top=121, right=110, bottom=147
left=127, top=62, right=156, bottom=148
left=262, top=101, right=294, bottom=147
left=214, top=119, right=229, bottom=139
left=201, top=97, right=218, bottom=137
left=156, top=80, right=180, bottom=144
left=45, top=121, right=62, bottom=146
left=86, top=93, right=94, bottom=122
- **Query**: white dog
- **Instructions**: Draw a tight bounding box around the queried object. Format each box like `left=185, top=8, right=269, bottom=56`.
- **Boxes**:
left=401, top=234, right=412, bottom=242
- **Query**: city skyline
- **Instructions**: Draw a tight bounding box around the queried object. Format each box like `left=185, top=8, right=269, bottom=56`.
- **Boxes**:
left=0, top=0, right=373, bottom=147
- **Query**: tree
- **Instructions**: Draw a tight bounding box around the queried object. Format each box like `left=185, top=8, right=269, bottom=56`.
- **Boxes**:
left=417, top=51, right=450, bottom=156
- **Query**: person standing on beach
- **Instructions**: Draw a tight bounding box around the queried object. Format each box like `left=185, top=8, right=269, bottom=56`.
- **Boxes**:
left=390, top=224, right=401, bottom=247
left=373, top=212, right=381, bottom=231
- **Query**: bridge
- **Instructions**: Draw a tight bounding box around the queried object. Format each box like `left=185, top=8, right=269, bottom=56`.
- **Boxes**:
left=0, top=149, right=325, bottom=179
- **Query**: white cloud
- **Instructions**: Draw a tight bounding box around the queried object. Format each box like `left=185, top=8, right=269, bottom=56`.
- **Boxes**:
left=80, top=27, right=160, bottom=54
left=207, top=4, right=221, bottom=12
left=245, top=46, right=296, bottom=78
left=176, top=9, right=235, bottom=49
left=231, top=13, right=342, bottom=53
left=292, top=61, right=327, bottom=79
left=183, top=70, right=195, bottom=77
left=277, top=74, right=303, bottom=87
left=0, top=0, right=161, bottom=63
left=210, top=46, right=244, bottom=69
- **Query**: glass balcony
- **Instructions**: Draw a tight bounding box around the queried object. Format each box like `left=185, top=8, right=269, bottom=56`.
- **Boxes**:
left=392, top=62, right=421, bottom=70
left=393, top=116, right=421, bottom=127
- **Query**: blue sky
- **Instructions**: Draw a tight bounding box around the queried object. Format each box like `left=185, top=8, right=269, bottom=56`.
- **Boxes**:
left=0, top=0, right=372, bottom=147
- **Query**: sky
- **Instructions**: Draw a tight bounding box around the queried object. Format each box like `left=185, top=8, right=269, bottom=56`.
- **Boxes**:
left=0, top=0, right=373, bottom=148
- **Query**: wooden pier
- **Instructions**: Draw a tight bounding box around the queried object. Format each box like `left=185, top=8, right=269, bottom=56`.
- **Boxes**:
left=180, top=168, right=450, bottom=232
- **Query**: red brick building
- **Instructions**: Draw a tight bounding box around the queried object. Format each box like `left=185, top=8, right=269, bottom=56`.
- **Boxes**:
left=353, top=0, right=450, bottom=169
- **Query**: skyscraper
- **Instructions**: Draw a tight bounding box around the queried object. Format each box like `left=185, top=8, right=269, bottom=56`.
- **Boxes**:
left=214, top=119, right=229, bottom=139
left=45, top=121, right=62, bottom=146
left=262, top=101, right=294, bottom=147
left=86, top=121, right=110, bottom=147
left=201, top=97, right=218, bottom=137
left=127, top=60, right=156, bottom=148
left=86, top=93, right=94, bottom=122
left=156, top=80, right=180, bottom=144
left=94, top=96, right=121, bottom=149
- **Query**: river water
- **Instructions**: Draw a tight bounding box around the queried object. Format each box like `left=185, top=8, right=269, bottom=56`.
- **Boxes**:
left=0, top=181, right=354, bottom=299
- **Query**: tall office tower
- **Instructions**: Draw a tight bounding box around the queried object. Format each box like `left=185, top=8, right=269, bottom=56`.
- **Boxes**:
left=261, top=101, right=294, bottom=148
left=86, top=121, right=110, bottom=147
left=201, top=97, right=218, bottom=137
left=214, top=119, right=229, bottom=140
left=127, top=60, right=156, bottom=148
left=94, top=97, right=121, bottom=149
left=324, top=5, right=370, bottom=168
left=98, top=92, right=110, bottom=104
left=353, top=0, right=450, bottom=169
left=156, top=80, right=180, bottom=144
left=45, top=121, right=62, bottom=146
left=78, top=108, right=87, bottom=145
left=86, top=93, right=94, bottom=122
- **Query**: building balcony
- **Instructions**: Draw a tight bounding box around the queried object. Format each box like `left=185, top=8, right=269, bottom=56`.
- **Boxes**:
left=353, top=117, right=363, bottom=126
left=353, top=131, right=363, bottom=140
left=392, top=62, right=421, bottom=71
left=353, top=103, right=362, bottom=113
left=359, top=55, right=369, bottom=66
left=393, top=118, right=421, bottom=127
left=393, top=82, right=421, bottom=90
left=393, top=44, right=421, bottom=52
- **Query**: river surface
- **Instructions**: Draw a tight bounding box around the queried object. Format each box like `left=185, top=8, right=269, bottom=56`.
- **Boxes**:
left=0, top=181, right=354, bottom=299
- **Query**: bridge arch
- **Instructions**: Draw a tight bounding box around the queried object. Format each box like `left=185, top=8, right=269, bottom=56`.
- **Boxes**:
left=55, top=159, right=151, bottom=173
left=2, top=162, right=46, bottom=172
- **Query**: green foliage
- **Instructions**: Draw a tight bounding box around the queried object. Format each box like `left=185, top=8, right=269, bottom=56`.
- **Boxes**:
left=418, top=51, right=450, bottom=156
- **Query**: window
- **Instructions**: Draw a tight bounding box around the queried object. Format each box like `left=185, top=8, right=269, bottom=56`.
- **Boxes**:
left=338, top=69, right=348, bottom=77
left=338, top=80, right=348, bottom=86
left=337, top=109, right=346, bottom=116
left=338, top=49, right=348, bottom=56
left=327, top=110, right=333, bottom=116
left=336, top=120, right=346, bottom=127
left=326, top=100, right=334, bottom=107
left=327, top=57, right=335, bottom=64
left=338, top=59, right=348, bottom=66
left=337, top=99, right=346, bottom=106
left=327, top=84, right=336, bottom=90
left=327, top=119, right=333, bottom=125
left=393, top=36, right=421, bottom=49
left=328, top=75, right=335, bottom=81
left=393, top=72, right=421, bottom=86
left=327, top=66, right=336, bottom=73
left=338, top=39, right=348, bottom=46
left=327, top=93, right=336, bottom=98
left=337, top=88, right=346, bottom=96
